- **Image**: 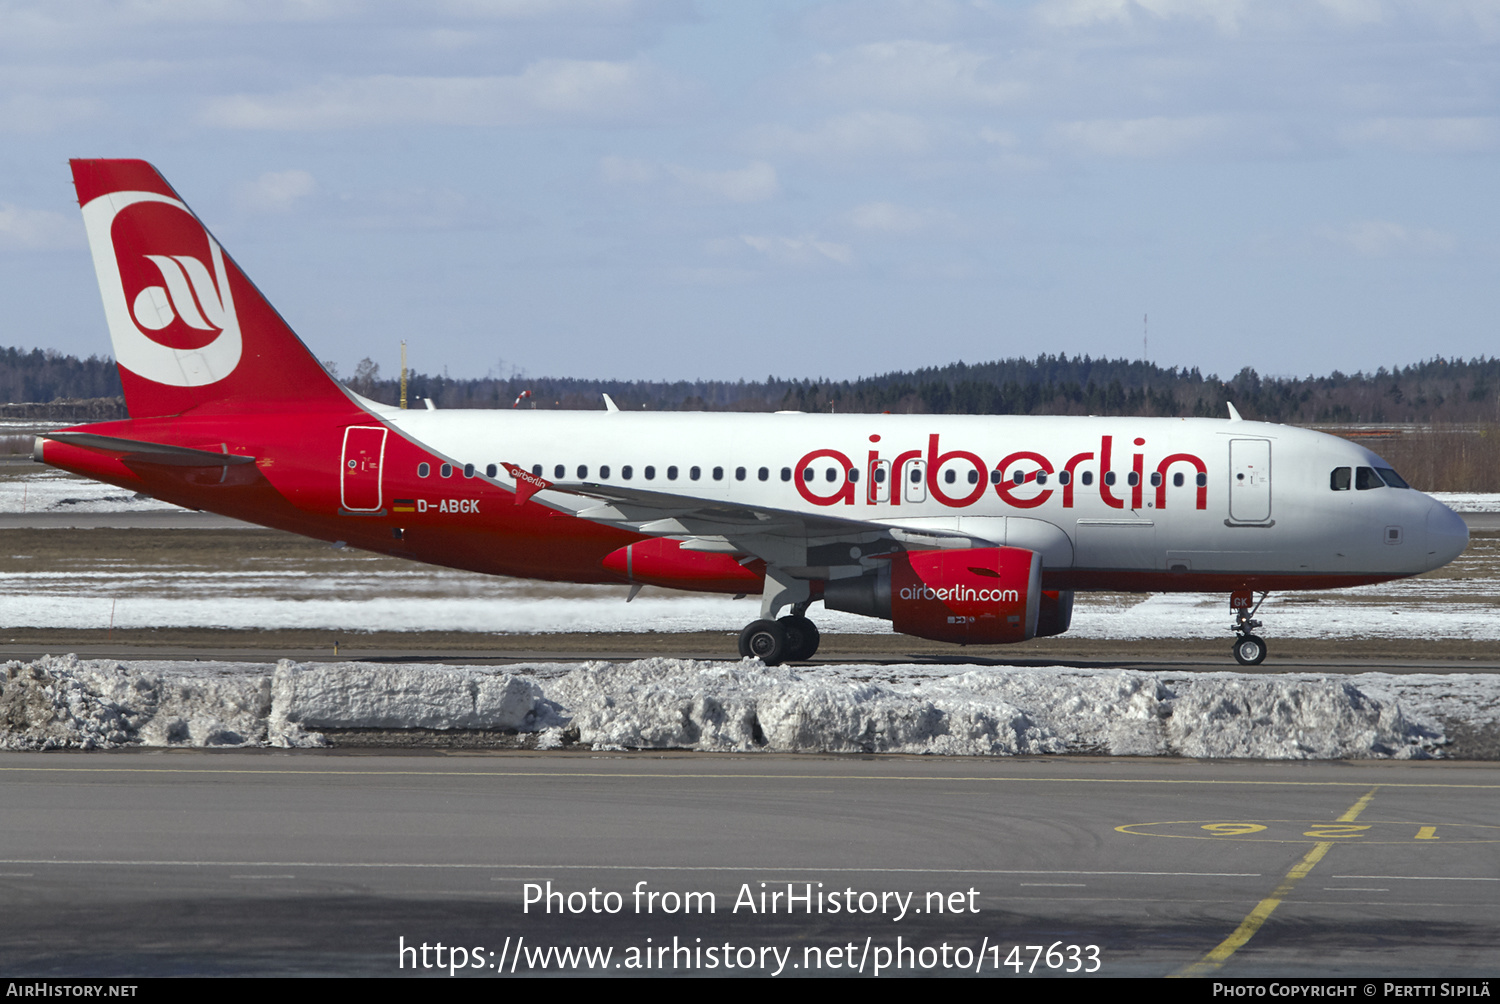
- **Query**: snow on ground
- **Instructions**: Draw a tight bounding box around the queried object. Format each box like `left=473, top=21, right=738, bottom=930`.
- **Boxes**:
left=4, top=654, right=1488, bottom=759
left=0, top=466, right=181, bottom=514
left=2, top=586, right=1495, bottom=640
left=1429, top=493, right=1500, bottom=513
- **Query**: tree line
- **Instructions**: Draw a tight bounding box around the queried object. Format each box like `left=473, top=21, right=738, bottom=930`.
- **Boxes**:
left=5, top=346, right=1500, bottom=426
left=341, top=354, right=1500, bottom=425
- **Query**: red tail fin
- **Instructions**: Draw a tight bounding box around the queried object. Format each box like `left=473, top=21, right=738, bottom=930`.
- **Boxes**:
left=72, top=159, right=351, bottom=419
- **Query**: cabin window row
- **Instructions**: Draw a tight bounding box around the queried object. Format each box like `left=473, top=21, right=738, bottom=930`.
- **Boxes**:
left=413, top=461, right=1208, bottom=490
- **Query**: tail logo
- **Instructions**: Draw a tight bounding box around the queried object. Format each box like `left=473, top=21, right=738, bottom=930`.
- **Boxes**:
left=81, top=191, right=242, bottom=388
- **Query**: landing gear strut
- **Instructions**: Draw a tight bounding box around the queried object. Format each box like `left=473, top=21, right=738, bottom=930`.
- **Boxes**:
left=1230, top=589, right=1268, bottom=666
left=738, top=602, right=821, bottom=666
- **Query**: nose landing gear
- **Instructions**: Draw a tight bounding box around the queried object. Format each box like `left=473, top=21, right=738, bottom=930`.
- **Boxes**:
left=1230, top=589, right=1268, bottom=665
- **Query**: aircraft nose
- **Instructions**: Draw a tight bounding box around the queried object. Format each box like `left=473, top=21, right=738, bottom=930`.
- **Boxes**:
left=1423, top=499, right=1469, bottom=569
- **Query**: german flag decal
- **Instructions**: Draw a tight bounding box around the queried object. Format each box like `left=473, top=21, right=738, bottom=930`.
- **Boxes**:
left=393, top=499, right=416, bottom=513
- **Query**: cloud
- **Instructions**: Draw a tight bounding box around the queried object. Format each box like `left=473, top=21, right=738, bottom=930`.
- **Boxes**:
left=1340, top=117, right=1500, bottom=153
left=603, top=157, right=779, bottom=202
left=748, top=110, right=934, bottom=160
left=1317, top=219, right=1457, bottom=257
left=200, top=58, right=678, bottom=129
left=1034, top=0, right=1252, bottom=31
left=1049, top=115, right=1230, bottom=157
left=0, top=204, right=85, bottom=250
left=741, top=233, right=853, bottom=266
left=235, top=169, right=316, bottom=213
left=847, top=201, right=951, bottom=235
left=800, top=40, right=1024, bottom=108
left=665, top=161, right=779, bottom=202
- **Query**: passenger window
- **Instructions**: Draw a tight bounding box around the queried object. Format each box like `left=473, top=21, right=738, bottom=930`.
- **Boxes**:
left=780, top=467, right=791, bottom=481
left=910, top=467, right=922, bottom=484
left=989, top=469, right=1002, bottom=484
left=848, top=468, right=859, bottom=482
left=1355, top=466, right=1382, bottom=490
left=802, top=468, right=813, bottom=482
left=553, top=464, right=564, bottom=479
left=689, top=466, right=700, bottom=480
left=825, top=467, right=836, bottom=482
left=622, top=465, right=633, bottom=480
left=1330, top=467, right=1351, bottom=491
left=967, top=470, right=979, bottom=484
left=1127, top=472, right=1139, bottom=487
left=486, top=463, right=497, bottom=479
left=1149, top=472, right=1162, bottom=487
left=465, top=463, right=476, bottom=478
left=874, top=467, right=887, bottom=484
left=1172, top=472, right=1183, bottom=488
left=1058, top=471, right=1071, bottom=486
left=644, top=465, right=655, bottom=480
left=1195, top=472, right=1207, bottom=487
left=1035, top=472, right=1047, bottom=485
left=1103, top=472, right=1115, bottom=486
left=443, top=463, right=455, bottom=478
left=599, top=465, right=611, bottom=479
left=1013, top=470, right=1024, bottom=485
left=418, top=463, right=430, bottom=478
left=667, top=466, right=678, bottom=480
left=713, top=466, right=724, bottom=481
left=577, top=465, right=588, bottom=479
left=759, top=467, right=769, bottom=481
left=1082, top=471, right=1094, bottom=486
left=735, top=467, right=746, bottom=481
left=944, top=469, right=957, bottom=484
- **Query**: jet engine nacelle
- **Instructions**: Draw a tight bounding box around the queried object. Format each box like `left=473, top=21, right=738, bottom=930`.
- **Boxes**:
left=824, top=546, right=1043, bottom=644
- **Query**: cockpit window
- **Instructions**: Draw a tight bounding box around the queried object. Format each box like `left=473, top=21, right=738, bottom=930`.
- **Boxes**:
left=1330, top=467, right=1351, bottom=491
left=1355, top=466, right=1383, bottom=490
left=1375, top=467, right=1410, bottom=489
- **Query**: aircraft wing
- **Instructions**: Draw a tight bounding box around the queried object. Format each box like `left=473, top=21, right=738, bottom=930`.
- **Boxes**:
left=501, top=463, right=993, bottom=575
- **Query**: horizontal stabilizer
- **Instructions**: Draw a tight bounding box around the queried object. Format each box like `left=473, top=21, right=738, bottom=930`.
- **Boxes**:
left=42, top=432, right=256, bottom=467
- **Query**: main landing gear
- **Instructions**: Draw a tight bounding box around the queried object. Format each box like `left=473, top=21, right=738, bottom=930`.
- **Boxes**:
left=738, top=605, right=821, bottom=666
left=1230, top=589, right=1268, bottom=666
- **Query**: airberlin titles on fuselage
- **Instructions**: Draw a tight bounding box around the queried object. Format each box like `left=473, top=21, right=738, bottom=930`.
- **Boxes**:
left=399, top=431, right=1209, bottom=516
left=795, top=432, right=1208, bottom=510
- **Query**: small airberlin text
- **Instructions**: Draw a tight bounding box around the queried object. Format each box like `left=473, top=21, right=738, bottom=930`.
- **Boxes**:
left=901, top=584, right=1020, bottom=604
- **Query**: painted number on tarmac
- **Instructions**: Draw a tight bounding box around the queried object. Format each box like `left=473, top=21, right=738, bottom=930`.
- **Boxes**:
left=1114, top=820, right=1500, bottom=843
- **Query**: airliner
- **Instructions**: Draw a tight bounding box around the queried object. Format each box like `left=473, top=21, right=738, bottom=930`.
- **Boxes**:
left=36, top=159, right=1470, bottom=666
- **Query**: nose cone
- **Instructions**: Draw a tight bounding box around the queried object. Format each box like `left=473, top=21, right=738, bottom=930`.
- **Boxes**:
left=1424, top=499, right=1469, bottom=569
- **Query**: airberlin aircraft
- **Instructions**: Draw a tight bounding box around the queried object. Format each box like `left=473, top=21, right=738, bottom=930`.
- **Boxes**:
left=38, top=160, right=1469, bottom=665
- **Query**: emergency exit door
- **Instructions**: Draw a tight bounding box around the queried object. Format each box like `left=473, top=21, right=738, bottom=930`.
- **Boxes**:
left=341, top=426, right=387, bottom=511
left=1228, top=439, right=1271, bottom=523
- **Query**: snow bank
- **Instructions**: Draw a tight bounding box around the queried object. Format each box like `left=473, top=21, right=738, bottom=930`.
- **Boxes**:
left=0, top=655, right=1451, bottom=759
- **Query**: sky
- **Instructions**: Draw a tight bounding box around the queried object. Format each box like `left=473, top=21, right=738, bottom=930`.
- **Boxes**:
left=1, top=0, right=1498, bottom=384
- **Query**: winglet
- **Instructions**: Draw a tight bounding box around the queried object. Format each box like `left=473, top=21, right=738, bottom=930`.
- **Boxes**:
left=1226, top=402, right=1243, bottom=421
left=602, top=393, right=619, bottom=412
left=502, top=462, right=552, bottom=505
